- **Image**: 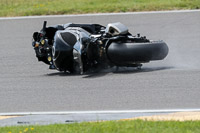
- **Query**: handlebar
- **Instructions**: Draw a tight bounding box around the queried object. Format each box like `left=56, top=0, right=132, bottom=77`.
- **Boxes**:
left=42, top=21, right=47, bottom=32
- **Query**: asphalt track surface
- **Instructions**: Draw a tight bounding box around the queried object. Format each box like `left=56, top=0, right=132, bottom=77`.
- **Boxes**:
left=0, top=10, right=200, bottom=113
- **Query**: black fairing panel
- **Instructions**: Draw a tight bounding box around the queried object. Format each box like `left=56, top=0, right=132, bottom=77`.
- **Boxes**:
left=53, top=31, right=76, bottom=71
left=107, top=41, right=168, bottom=66
left=60, top=32, right=77, bottom=47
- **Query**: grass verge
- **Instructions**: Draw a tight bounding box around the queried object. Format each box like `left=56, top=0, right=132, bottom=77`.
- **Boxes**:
left=1, top=120, right=200, bottom=133
left=0, top=0, right=200, bottom=17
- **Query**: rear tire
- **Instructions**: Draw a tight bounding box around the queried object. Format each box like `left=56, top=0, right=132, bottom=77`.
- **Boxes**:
left=107, top=41, right=169, bottom=66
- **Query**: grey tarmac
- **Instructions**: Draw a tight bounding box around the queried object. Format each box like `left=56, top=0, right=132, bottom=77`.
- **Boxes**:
left=0, top=10, right=200, bottom=115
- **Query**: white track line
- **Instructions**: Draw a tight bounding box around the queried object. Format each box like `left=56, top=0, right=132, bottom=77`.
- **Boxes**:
left=0, top=9, right=199, bottom=20
left=1, top=109, right=200, bottom=116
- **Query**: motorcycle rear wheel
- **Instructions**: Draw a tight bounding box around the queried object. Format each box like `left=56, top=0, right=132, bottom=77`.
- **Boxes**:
left=107, top=41, right=169, bottom=66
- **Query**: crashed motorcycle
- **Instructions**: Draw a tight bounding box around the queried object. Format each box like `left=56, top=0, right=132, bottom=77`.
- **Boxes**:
left=32, top=21, right=168, bottom=74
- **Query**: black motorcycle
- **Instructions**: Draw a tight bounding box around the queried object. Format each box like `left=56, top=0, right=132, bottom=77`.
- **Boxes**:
left=32, top=21, right=168, bottom=74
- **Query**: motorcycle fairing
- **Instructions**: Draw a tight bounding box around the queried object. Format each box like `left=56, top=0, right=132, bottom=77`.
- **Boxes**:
left=52, top=26, right=91, bottom=72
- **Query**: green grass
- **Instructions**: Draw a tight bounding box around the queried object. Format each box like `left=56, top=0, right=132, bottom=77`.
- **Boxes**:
left=0, top=0, right=200, bottom=17
left=1, top=120, right=200, bottom=133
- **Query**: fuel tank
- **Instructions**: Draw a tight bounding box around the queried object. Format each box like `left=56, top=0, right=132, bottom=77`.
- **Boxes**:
left=106, top=41, right=169, bottom=66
